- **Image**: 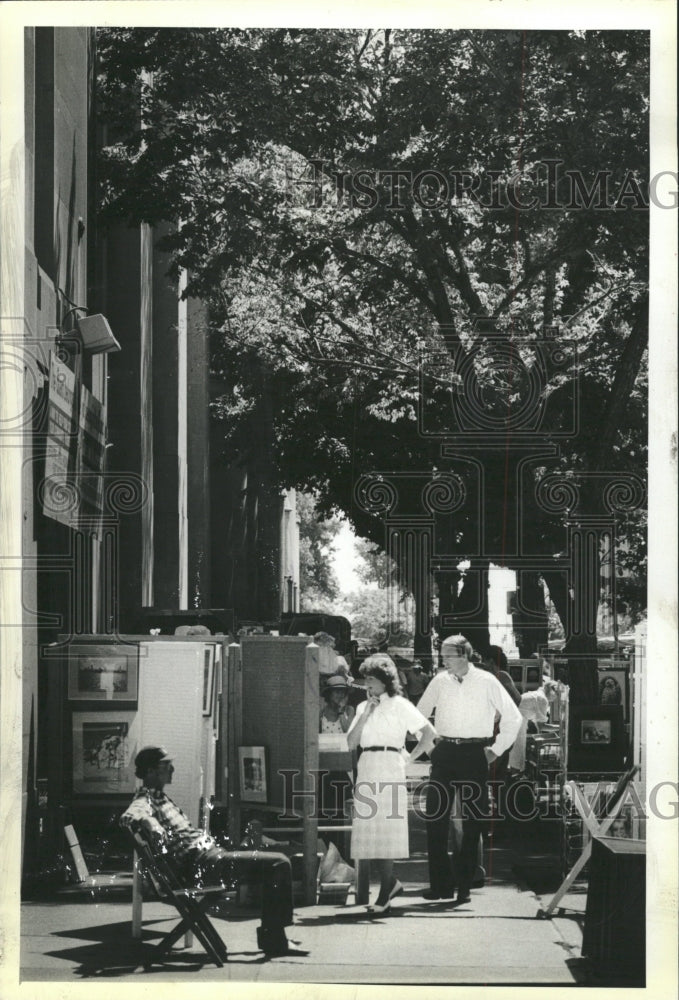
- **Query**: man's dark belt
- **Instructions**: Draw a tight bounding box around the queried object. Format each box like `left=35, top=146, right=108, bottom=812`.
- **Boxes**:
left=361, top=745, right=402, bottom=752
left=437, top=736, right=493, bottom=745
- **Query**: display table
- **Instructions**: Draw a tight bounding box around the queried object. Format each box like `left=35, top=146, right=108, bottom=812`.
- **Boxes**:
left=582, top=835, right=645, bottom=984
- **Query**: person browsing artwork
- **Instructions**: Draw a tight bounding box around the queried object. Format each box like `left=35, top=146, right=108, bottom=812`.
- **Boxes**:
left=346, top=654, right=436, bottom=914
left=414, top=635, right=522, bottom=906
left=319, top=675, right=355, bottom=733
left=318, top=675, right=355, bottom=855
left=508, top=675, right=559, bottom=774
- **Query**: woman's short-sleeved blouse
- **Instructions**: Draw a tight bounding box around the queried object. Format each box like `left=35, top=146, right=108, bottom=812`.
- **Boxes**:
left=348, top=693, right=429, bottom=748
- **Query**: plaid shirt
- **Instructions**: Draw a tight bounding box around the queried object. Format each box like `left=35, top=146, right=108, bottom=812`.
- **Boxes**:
left=120, top=786, right=213, bottom=863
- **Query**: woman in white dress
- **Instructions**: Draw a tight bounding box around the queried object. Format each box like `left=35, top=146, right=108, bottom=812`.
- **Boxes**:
left=347, top=654, right=436, bottom=913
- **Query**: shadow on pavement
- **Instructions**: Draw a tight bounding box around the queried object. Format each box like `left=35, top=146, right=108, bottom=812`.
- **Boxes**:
left=44, top=918, right=268, bottom=977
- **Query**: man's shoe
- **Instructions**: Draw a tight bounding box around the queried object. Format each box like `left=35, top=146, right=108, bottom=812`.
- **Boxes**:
left=257, top=926, right=290, bottom=956
left=422, top=888, right=456, bottom=900
left=455, top=888, right=472, bottom=905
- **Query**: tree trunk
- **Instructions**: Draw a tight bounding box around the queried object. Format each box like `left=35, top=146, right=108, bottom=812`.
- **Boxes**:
left=542, top=563, right=600, bottom=705
left=562, top=634, right=599, bottom=704
left=413, top=630, right=433, bottom=673
left=444, top=561, right=491, bottom=655
left=511, top=570, right=549, bottom=657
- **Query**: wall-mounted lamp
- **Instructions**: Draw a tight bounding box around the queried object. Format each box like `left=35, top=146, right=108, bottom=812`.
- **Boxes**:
left=58, top=307, right=121, bottom=355
left=76, top=314, right=121, bottom=355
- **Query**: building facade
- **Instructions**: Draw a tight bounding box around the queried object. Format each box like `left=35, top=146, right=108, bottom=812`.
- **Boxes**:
left=0, top=26, right=300, bottom=871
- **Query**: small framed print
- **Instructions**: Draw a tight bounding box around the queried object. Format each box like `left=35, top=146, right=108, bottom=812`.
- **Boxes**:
left=68, top=645, right=139, bottom=702
left=525, top=665, right=541, bottom=688
left=238, top=746, right=268, bottom=803
left=597, top=666, right=629, bottom=721
left=202, top=646, right=215, bottom=716
left=72, top=711, right=137, bottom=795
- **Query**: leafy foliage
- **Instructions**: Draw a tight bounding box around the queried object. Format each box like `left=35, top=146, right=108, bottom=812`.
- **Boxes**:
left=296, top=492, right=342, bottom=610
left=97, top=28, right=649, bottom=645
left=339, top=587, right=414, bottom=647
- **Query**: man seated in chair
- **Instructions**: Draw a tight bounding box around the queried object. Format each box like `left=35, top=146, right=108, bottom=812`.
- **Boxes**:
left=120, top=745, right=295, bottom=956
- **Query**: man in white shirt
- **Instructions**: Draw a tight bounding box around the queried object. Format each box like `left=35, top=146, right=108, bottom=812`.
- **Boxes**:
left=415, top=635, right=522, bottom=905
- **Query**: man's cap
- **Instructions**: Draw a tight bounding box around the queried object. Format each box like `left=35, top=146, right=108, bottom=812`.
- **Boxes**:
left=134, top=745, right=173, bottom=772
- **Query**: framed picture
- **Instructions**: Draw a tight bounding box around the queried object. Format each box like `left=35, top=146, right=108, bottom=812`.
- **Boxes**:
left=597, top=666, right=629, bottom=721
left=568, top=704, right=626, bottom=773
left=581, top=719, right=612, bottom=744
left=525, top=665, right=541, bottom=688
left=238, top=746, right=268, bottom=803
left=72, top=711, right=137, bottom=795
left=202, top=645, right=215, bottom=716
left=68, top=644, right=139, bottom=702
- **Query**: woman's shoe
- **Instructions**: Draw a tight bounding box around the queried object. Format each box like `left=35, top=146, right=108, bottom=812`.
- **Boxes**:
left=367, top=879, right=403, bottom=914
left=388, top=879, right=404, bottom=901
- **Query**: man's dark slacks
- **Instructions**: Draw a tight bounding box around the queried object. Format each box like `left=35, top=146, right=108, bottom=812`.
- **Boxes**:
left=185, top=847, right=294, bottom=931
left=425, top=742, right=491, bottom=896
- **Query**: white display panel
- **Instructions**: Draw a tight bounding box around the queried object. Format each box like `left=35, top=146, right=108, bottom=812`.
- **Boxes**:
left=137, top=641, right=204, bottom=824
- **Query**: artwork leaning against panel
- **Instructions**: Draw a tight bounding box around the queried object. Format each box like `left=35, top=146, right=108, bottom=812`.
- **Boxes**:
left=72, top=711, right=138, bottom=794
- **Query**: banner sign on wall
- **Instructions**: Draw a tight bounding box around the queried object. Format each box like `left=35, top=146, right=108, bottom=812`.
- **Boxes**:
left=43, top=352, right=107, bottom=525
left=77, top=386, right=106, bottom=519
left=43, top=353, right=78, bottom=525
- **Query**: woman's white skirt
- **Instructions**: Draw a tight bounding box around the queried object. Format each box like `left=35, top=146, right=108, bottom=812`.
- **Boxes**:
left=350, top=749, right=410, bottom=860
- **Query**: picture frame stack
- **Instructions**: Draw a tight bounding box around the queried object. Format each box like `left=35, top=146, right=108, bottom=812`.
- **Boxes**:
left=68, top=643, right=140, bottom=796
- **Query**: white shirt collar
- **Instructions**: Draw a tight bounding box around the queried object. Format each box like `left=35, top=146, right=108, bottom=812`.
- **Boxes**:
left=445, top=664, right=473, bottom=683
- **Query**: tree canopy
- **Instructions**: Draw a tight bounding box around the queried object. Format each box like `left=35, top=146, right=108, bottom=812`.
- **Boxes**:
left=97, top=28, right=648, bottom=665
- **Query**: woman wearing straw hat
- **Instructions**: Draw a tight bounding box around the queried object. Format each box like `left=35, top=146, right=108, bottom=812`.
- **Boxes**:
left=320, top=674, right=355, bottom=733
left=347, top=654, right=436, bottom=914
left=318, top=674, right=355, bottom=856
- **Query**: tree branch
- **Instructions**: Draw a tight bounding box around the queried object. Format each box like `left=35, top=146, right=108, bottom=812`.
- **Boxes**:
left=592, top=296, right=648, bottom=466
left=388, top=208, right=460, bottom=341
left=331, top=240, right=435, bottom=312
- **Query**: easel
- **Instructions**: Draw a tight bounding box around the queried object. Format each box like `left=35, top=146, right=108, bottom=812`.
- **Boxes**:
left=538, top=764, right=640, bottom=918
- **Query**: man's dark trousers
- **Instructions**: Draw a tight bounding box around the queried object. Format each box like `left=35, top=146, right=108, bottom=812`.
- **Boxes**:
left=425, top=742, right=490, bottom=897
left=185, top=848, right=294, bottom=930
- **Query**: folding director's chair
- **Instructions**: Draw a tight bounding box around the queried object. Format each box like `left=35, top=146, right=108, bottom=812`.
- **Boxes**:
left=130, top=831, right=229, bottom=967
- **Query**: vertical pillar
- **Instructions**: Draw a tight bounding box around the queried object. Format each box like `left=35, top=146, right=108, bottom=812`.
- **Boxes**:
left=177, top=268, right=188, bottom=608
left=302, top=641, right=320, bottom=905
left=139, top=223, right=154, bottom=607
left=226, top=642, right=242, bottom=847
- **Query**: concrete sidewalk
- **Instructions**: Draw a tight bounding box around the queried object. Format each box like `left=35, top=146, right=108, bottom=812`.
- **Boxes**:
left=20, top=848, right=588, bottom=985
